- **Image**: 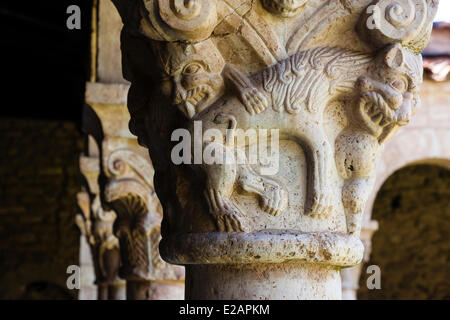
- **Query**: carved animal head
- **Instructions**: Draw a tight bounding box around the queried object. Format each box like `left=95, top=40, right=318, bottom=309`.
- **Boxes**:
left=157, top=40, right=226, bottom=119
left=261, top=0, right=308, bottom=18
left=355, top=43, right=423, bottom=143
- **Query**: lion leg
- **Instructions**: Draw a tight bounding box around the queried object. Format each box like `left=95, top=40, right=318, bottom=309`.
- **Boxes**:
left=223, top=64, right=268, bottom=115
left=202, top=141, right=248, bottom=232
left=342, top=176, right=375, bottom=237
left=204, top=188, right=245, bottom=232
left=240, top=174, right=288, bottom=216
left=304, top=135, right=334, bottom=217
left=336, top=131, right=378, bottom=236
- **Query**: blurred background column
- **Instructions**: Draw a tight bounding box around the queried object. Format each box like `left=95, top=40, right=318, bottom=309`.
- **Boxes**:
left=76, top=0, right=185, bottom=300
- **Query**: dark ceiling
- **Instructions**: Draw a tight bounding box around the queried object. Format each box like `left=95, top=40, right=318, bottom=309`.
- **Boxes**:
left=0, top=0, right=92, bottom=122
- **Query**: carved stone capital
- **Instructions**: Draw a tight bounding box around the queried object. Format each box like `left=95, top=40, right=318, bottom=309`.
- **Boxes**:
left=103, top=147, right=183, bottom=283
left=84, top=83, right=184, bottom=300
left=112, top=0, right=438, bottom=299
left=357, top=0, right=439, bottom=53
left=76, top=148, right=125, bottom=300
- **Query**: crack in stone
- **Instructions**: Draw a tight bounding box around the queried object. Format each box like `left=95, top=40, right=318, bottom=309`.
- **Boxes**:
left=212, top=0, right=255, bottom=39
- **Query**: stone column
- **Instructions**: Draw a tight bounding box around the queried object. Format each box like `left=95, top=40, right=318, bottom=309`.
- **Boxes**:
left=112, top=0, right=438, bottom=299
left=79, top=0, right=185, bottom=300
left=76, top=136, right=126, bottom=300
left=84, top=83, right=185, bottom=300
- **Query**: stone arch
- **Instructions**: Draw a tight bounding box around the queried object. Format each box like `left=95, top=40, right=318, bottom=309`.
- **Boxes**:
left=357, top=163, right=450, bottom=299
left=364, top=129, right=450, bottom=223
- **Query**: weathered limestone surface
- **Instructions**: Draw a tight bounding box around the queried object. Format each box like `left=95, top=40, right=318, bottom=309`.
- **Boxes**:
left=112, top=0, right=438, bottom=299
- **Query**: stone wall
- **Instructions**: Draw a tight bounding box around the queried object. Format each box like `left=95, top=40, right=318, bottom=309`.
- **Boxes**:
left=0, top=118, right=83, bottom=299
left=358, top=165, right=450, bottom=300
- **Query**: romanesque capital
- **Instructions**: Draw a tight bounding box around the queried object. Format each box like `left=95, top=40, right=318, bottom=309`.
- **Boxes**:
left=112, top=0, right=438, bottom=299
left=103, top=139, right=185, bottom=300
left=76, top=138, right=125, bottom=300
left=84, top=83, right=184, bottom=300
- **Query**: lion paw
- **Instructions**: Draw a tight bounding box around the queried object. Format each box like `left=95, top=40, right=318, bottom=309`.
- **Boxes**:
left=305, top=192, right=333, bottom=217
left=259, top=182, right=288, bottom=216
left=216, top=213, right=245, bottom=232
left=205, top=189, right=247, bottom=232
left=242, top=88, right=268, bottom=115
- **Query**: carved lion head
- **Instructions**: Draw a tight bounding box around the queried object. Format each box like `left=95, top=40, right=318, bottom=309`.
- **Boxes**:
left=356, top=43, right=423, bottom=142
left=156, top=40, right=226, bottom=119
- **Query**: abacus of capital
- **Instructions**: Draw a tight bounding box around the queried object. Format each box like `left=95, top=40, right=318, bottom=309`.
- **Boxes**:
left=109, top=0, right=438, bottom=299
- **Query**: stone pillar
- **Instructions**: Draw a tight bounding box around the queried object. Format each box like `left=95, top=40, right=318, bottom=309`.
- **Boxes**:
left=78, top=233, right=98, bottom=300
left=84, top=83, right=185, bottom=300
left=112, top=0, right=438, bottom=299
left=78, top=0, right=185, bottom=300
left=76, top=136, right=126, bottom=300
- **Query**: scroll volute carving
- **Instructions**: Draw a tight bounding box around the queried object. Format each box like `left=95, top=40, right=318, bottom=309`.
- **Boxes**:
left=141, top=0, right=218, bottom=42
left=112, top=0, right=438, bottom=270
left=357, top=0, right=439, bottom=53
